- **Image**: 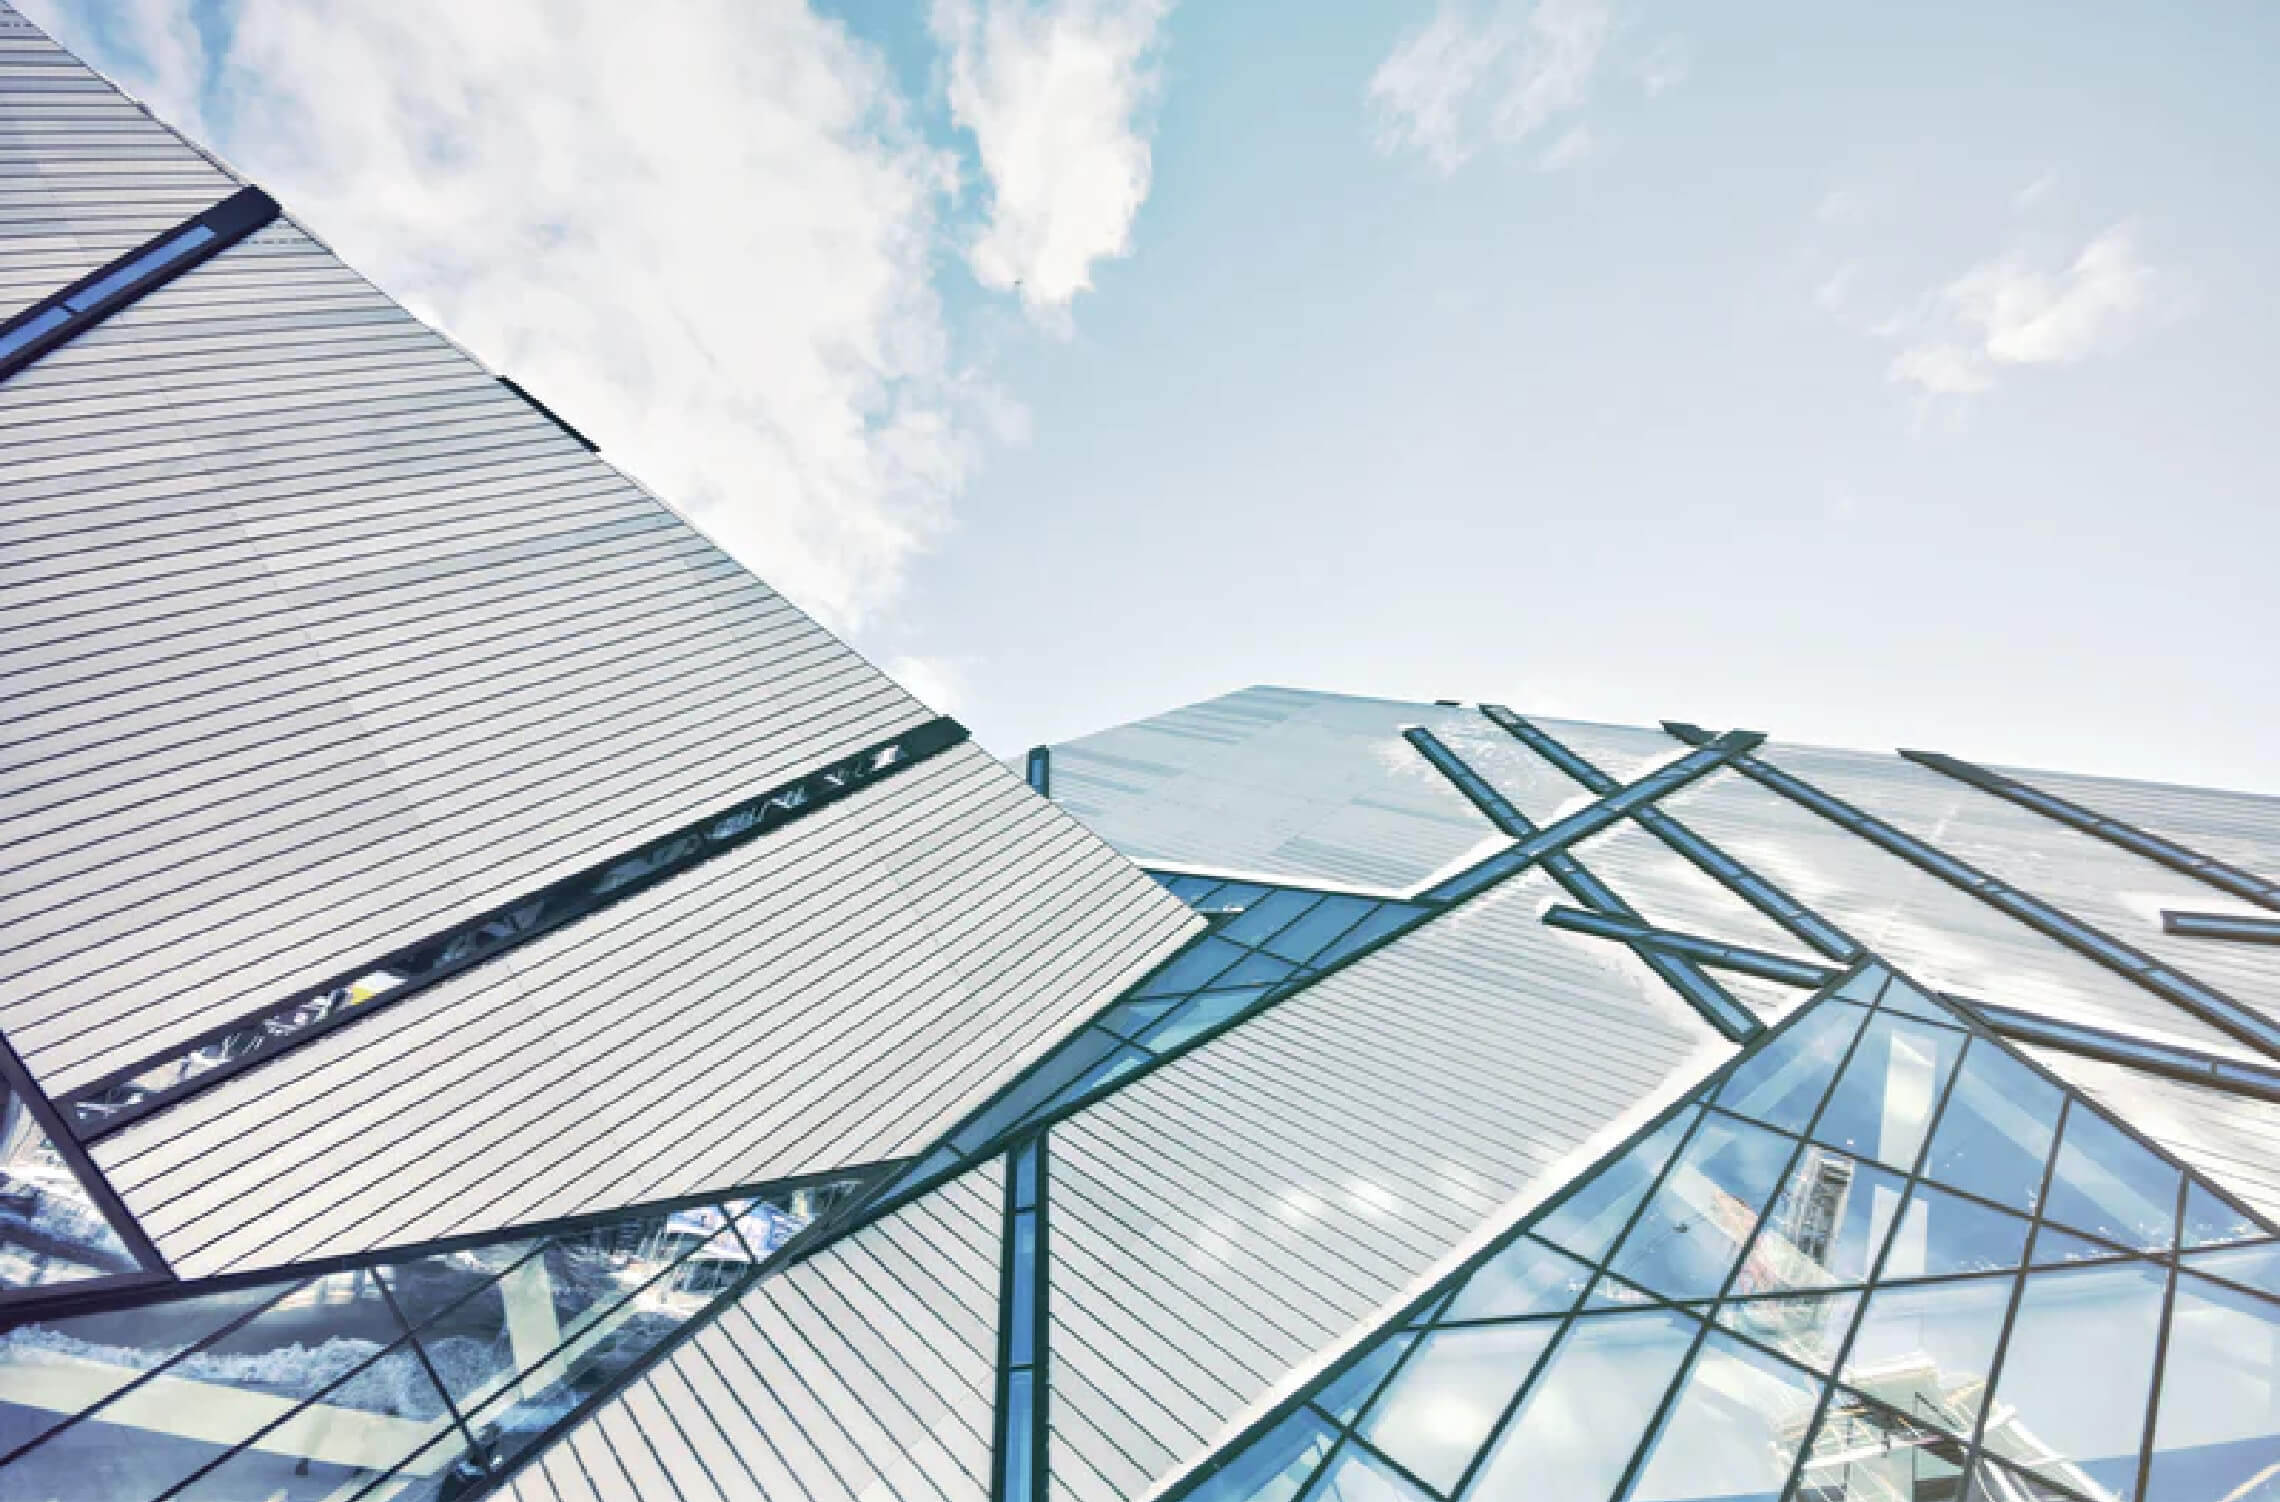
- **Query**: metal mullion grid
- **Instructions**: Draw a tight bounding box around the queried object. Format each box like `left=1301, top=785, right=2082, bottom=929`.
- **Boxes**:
left=1661, top=722, right=2280, bottom=1063
left=0, top=1028, right=169, bottom=1309
left=1538, top=906, right=1839, bottom=990
left=2132, top=1176, right=2192, bottom=1502
left=375, top=1272, right=491, bottom=1475
left=1483, top=706, right=1861, bottom=965
left=992, top=1137, right=1050, bottom=1502
left=1958, top=994, right=2280, bottom=1107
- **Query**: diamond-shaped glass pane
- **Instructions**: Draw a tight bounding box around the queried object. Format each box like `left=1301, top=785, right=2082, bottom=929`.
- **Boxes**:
left=1920, top=1038, right=2064, bottom=1214
left=1359, top=1322, right=1556, bottom=1492
left=2145, top=1272, right=2280, bottom=1502
left=1735, top=1147, right=1906, bottom=1295
left=1812, top=1013, right=1965, bottom=1173
left=1843, top=1273, right=2014, bottom=1442
left=1715, top=1002, right=1868, bottom=1134
left=1629, top=1331, right=1823, bottom=1502
left=1795, top=1389, right=1969, bottom=1501
left=2041, top=1105, right=2181, bottom=1252
left=1538, top=1109, right=1696, bottom=1263
left=1442, top=1236, right=1592, bottom=1323
left=1462, top=1310, right=1698, bottom=1501
left=1879, top=1184, right=2033, bottom=1280
left=1610, top=1115, right=1793, bottom=1300
left=1980, top=1261, right=2167, bottom=1500
left=1715, top=1291, right=1861, bottom=1374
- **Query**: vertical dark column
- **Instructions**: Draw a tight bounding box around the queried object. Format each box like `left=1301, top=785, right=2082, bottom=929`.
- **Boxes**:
left=994, top=1134, right=1050, bottom=1502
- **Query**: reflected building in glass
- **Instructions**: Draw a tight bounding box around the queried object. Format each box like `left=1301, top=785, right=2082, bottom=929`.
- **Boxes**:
left=5, top=6, right=2280, bottom=1501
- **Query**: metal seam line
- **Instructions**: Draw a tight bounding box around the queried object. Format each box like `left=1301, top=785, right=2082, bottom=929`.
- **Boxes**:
left=1481, top=706, right=1860, bottom=962
left=1901, top=748, right=2280, bottom=912
left=1405, top=727, right=1763, bottom=1039
left=2163, top=911, right=2280, bottom=945
left=61, top=717, right=970, bottom=1140
left=0, top=185, right=280, bottom=384
left=1536, top=905, right=1842, bottom=989
left=496, top=375, right=600, bottom=451
left=1663, top=721, right=2280, bottom=1063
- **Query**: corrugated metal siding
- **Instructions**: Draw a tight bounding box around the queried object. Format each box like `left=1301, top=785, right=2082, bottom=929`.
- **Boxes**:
left=507, top=1160, right=1004, bottom=1502
left=0, top=3, right=239, bottom=322
left=1757, top=745, right=2280, bottom=1044
left=1524, top=715, right=1690, bottom=784
left=1423, top=712, right=1604, bottom=827
left=90, top=744, right=1201, bottom=1277
left=1043, top=870, right=1727, bottom=1501
left=1995, top=761, right=2280, bottom=889
left=2023, top=1048, right=2280, bottom=1226
left=1661, top=769, right=2271, bottom=1064
left=0, top=218, right=959, bottom=1099
left=1049, top=686, right=1507, bottom=895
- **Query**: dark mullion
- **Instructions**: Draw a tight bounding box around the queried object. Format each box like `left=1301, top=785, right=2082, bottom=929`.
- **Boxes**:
left=1963, top=1096, right=2074, bottom=1470
left=992, top=1137, right=1049, bottom=1502
left=2131, top=1176, right=2192, bottom=1501
left=0, top=1029, right=170, bottom=1302
left=376, top=1273, right=491, bottom=1472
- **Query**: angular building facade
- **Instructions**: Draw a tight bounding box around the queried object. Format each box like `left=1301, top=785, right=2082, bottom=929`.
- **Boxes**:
left=4, top=8, right=2280, bottom=1500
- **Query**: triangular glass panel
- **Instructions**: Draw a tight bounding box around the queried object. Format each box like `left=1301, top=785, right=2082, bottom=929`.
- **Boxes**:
left=2145, top=1271, right=2280, bottom=1502
left=1203, top=882, right=1271, bottom=910
left=1795, top=1386, right=1970, bottom=1501
left=1842, top=1272, right=2015, bottom=1443
left=1834, top=967, right=1890, bottom=1005
left=2026, top=1222, right=2131, bottom=1268
left=1157, top=873, right=1218, bottom=900
left=1442, top=1235, right=1592, bottom=1323
left=1098, top=996, right=1184, bottom=1038
left=1812, top=1011, right=1966, bottom=1172
left=1981, top=1261, right=2166, bottom=1501
left=1876, top=977, right=1963, bottom=1027
left=1584, top=1273, right=1665, bottom=1309
left=1537, top=1108, right=1697, bottom=1263
left=2180, top=1241, right=2280, bottom=1300
left=1609, top=1113, right=1794, bottom=1300
left=1186, top=1405, right=1339, bottom=1502
left=2041, top=1104, right=2182, bottom=1252
left=1, top=1076, right=147, bottom=1292
left=1216, top=889, right=1321, bottom=947
left=1145, top=988, right=1274, bottom=1051
left=1405, top=1290, right=1453, bottom=1328
left=1627, top=1331, right=1824, bottom=1502
left=1133, top=936, right=1249, bottom=998
left=1715, top=1000, right=1869, bottom=1134
left=1461, top=1309, right=1699, bottom=1500
left=1920, top=1037, right=2065, bottom=1214
left=1315, top=1333, right=1416, bottom=1426
left=1261, top=895, right=1377, bottom=963
left=1220, top=950, right=1301, bottom=990
left=1357, top=1321, right=1558, bottom=1494
left=1302, top=1443, right=1432, bottom=1502
left=2181, top=1179, right=2271, bottom=1249
left=1715, top=1290, right=1862, bottom=1374
left=1735, top=1147, right=1908, bottom=1295
left=1309, top=905, right=1426, bottom=972
left=1879, top=1184, right=2034, bottom=1280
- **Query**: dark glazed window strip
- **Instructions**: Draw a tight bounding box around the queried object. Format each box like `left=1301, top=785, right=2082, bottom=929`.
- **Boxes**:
left=1026, top=745, right=1051, bottom=797
left=1482, top=706, right=1860, bottom=962
left=63, top=717, right=969, bottom=1141
left=0, top=186, right=280, bottom=385
left=0, top=1032, right=170, bottom=1308
left=1406, top=728, right=1763, bottom=1040
left=1665, top=722, right=2280, bottom=1063
left=1538, top=904, right=1843, bottom=989
left=994, top=1137, right=1050, bottom=1502
left=1952, top=996, right=2280, bottom=1106
left=2164, top=910, right=2280, bottom=945
left=1902, top=749, right=2280, bottom=912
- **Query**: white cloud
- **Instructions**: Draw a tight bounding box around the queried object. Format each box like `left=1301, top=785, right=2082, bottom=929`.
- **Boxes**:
left=27, top=0, right=994, bottom=631
left=1814, top=261, right=1861, bottom=315
left=885, top=653, right=968, bottom=713
left=1367, top=0, right=1612, bottom=174
left=1887, top=225, right=2161, bottom=397
left=1637, top=35, right=1690, bottom=98
left=931, top=0, right=1171, bottom=317
left=1536, top=123, right=1593, bottom=172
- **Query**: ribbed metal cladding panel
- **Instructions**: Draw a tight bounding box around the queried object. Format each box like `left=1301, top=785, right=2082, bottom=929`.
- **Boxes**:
left=1049, top=686, right=1507, bottom=894
left=1523, top=715, right=1690, bottom=783
left=1564, top=817, right=1815, bottom=957
left=0, top=216, right=960, bottom=1099
left=1991, top=760, right=2280, bottom=897
left=1755, top=744, right=2280, bottom=1042
left=522, top=1160, right=1004, bottom=1502
left=90, top=744, right=1201, bottom=1277
left=1660, top=769, right=2273, bottom=1063
left=1416, top=711, right=1605, bottom=827
left=2023, top=1047, right=2280, bottom=1225
left=1044, top=870, right=1727, bottom=1502
left=0, top=3, right=240, bottom=322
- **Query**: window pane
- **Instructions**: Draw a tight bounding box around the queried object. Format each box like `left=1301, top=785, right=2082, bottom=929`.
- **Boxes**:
left=1610, top=1115, right=1792, bottom=1300
left=1963, top=1455, right=2081, bottom=1501
left=1359, top=1323, right=1556, bottom=1492
left=1537, top=1110, right=1697, bottom=1263
left=1715, top=1002, right=1868, bottom=1134
left=1878, top=1185, right=2033, bottom=1280
left=1001, top=1368, right=1035, bottom=1502
left=1013, top=1145, right=1039, bottom=1212
left=1189, top=1406, right=1337, bottom=1502
left=1629, top=1331, right=1823, bottom=1502
left=1316, top=1333, right=1415, bottom=1425
left=1263, top=896, right=1377, bottom=964
left=2181, top=1242, right=2280, bottom=1299
left=1442, top=1236, right=1592, bottom=1323
left=1920, top=1040, right=2063, bottom=1214
left=1734, top=1148, right=1906, bottom=1295
left=1794, top=1392, right=1968, bottom=1501
left=379, top=1240, right=540, bottom=1414
left=1, top=1081, right=144, bottom=1291
left=1812, top=1015, right=1965, bottom=1173
left=1842, top=1274, right=2014, bottom=1442
left=1875, top=979, right=1960, bottom=1027
left=2026, top=1223, right=2126, bottom=1267
left=1216, top=890, right=1320, bottom=947
left=1981, top=1261, right=2167, bottom=1500
left=1459, top=1310, right=1697, bottom=1502
left=1146, top=989, right=1274, bottom=1051
left=1307, top=1442, right=1433, bottom=1501
left=1134, top=937, right=1249, bottom=998
left=2041, top=1107, right=2181, bottom=1252
left=2180, top=1181, right=2265, bottom=1250
left=2144, top=1272, right=2280, bottom=1502
left=1311, top=906, right=1423, bottom=971
left=1714, top=1291, right=1860, bottom=1374
left=1008, top=1212, right=1039, bottom=1366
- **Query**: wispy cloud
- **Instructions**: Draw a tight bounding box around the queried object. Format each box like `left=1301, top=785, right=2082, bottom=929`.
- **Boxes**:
left=931, top=0, right=1171, bottom=319
left=1366, top=0, right=1614, bottom=174
left=25, top=0, right=1016, bottom=632
left=1886, top=226, right=2162, bottom=398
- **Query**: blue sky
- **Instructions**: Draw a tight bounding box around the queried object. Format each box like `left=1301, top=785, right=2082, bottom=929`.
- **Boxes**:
left=33, top=0, right=2280, bottom=789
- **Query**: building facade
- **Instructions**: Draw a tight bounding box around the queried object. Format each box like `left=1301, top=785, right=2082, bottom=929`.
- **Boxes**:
left=5, top=7, right=2280, bottom=1500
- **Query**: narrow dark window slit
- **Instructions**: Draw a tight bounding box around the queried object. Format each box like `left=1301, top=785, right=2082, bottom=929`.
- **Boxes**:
left=62, top=717, right=969, bottom=1141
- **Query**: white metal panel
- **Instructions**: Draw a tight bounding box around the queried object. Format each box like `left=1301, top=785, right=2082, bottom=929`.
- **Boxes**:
left=1043, top=869, right=1728, bottom=1502
left=2023, top=1048, right=2280, bottom=1226
left=1524, top=715, right=1692, bottom=784
left=1565, top=817, right=1817, bottom=958
left=519, top=1160, right=1004, bottom=1502
left=0, top=217, right=956, bottom=1097
left=1994, top=760, right=2280, bottom=890
left=90, top=744, right=1201, bottom=1277
left=1756, top=744, right=2280, bottom=1047
left=1049, top=686, right=1508, bottom=895
left=0, top=4, right=239, bottom=323
left=1661, top=767, right=2275, bottom=1065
